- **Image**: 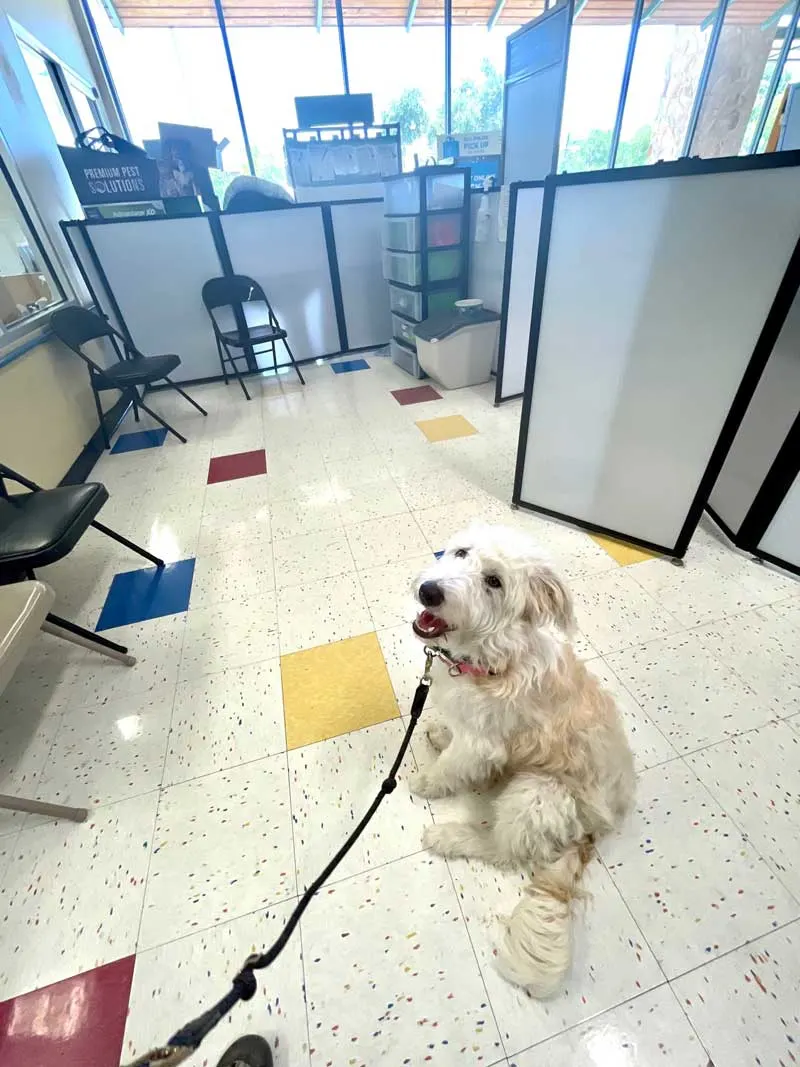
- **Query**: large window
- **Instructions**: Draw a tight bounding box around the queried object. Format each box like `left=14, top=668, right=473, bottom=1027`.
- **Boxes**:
left=748, top=15, right=800, bottom=152
left=343, top=3, right=446, bottom=171
left=450, top=23, right=513, bottom=137
left=558, top=0, right=635, bottom=171
left=0, top=155, right=63, bottom=331
left=226, top=23, right=344, bottom=185
left=615, top=1, right=715, bottom=167
left=87, top=0, right=251, bottom=176
left=19, top=41, right=76, bottom=146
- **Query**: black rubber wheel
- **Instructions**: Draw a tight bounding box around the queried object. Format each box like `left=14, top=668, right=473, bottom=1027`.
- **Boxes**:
left=216, top=1035, right=273, bottom=1067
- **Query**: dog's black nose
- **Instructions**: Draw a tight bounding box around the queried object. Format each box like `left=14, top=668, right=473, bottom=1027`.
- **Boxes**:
left=419, top=581, right=444, bottom=608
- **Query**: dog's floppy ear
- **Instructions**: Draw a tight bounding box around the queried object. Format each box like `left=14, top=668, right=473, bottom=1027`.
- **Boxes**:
left=524, top=565, right=575, bottom=634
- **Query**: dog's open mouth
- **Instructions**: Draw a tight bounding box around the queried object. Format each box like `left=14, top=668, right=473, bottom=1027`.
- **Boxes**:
left=412, top=610, right=451, bottom=640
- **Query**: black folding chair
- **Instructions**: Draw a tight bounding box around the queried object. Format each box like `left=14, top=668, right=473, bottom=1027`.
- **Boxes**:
left=201, top=274, right=305, bottom=401
left=0, top=463, right=164, bottom=659
left=51, top=306, right=208, bottom=448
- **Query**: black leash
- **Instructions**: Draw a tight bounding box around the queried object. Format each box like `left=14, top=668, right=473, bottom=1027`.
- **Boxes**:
left=124, top=651, right=435, bottom=1067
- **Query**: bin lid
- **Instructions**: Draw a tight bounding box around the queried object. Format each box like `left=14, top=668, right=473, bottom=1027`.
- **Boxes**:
left=414, top=302, right=501, bottom=342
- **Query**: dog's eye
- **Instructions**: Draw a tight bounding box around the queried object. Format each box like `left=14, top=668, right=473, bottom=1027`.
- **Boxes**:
left=453, top=548, right=469, bottom=558
left=484, top=574, right=502, bottom=589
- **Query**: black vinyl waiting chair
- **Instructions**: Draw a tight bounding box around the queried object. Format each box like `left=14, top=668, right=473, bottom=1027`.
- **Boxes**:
left=0, top=463, right=165, bottom=660
left=201, top=274, right=305, bottom=401
left=51, top=306, right=208, bottom=448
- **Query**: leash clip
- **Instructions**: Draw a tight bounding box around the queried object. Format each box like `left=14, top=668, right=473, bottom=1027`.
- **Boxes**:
left=421, top=647, right=436, bottom=686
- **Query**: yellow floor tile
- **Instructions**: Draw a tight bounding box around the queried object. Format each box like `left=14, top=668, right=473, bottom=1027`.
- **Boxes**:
left=416, top=414, right=478, bottom=443
left=590, top=533, right=661, bottom=566
left=281, top=632, right=399, bottom=749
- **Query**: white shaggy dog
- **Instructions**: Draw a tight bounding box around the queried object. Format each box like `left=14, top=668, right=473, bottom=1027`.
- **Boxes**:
left=409, top=524, right=635, bottom=997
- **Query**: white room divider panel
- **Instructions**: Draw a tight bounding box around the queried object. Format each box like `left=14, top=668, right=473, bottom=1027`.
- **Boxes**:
left=514, top=155, right=800, bottom=558
left=708, top=285, right=800, bottom=543
left=758, top=468, right=800, bottom=572
left=221, top=208, right=340, bottom=364
left=494, top=183, right=544, bottom=402
left=61, top=223, right=126, bottom=338
left=502, top=2, right=573, bottom=185
left=87, top=217, right=225, bottom=382
left=330, top=200, right=391, bottom=351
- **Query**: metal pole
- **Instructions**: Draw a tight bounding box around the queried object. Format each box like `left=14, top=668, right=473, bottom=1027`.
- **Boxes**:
left=445, top=0, right=453, bottom=135
left=609, top=0, right=645, bottom=167
left=749, top=0, right=800, bottom=153
left=682, top=0, right=732, bottom=156
left=212, top=0, right=255, bottom=175
left=335, top=0, right=350, bottom=92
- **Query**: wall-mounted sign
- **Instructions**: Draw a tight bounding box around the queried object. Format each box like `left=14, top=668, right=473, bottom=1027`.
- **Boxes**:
left=438, top=132, right=502, bottom=190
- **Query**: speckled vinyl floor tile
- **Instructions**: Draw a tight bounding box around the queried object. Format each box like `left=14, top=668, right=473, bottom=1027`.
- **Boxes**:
left=179, top=592, right=278, bottom=680
left=138, top=755, right=295, bottom=950
left=302, top=851, right=504, bottom=1066
left=345, top=512, right=430, bottom=569
left=124, top=900, right=308, bottom=1067
left=0, top=793, right=158, bottom=1000
left=585, top=659, right=677, bottom=771
left=598, top=758, right=800, bottom=978
left=687, top=720, right=800, bottom=899
left=671, top=921, right=800, bottom=1067
left=571, top=569, right=683, bottom=655
left=289, top=719, right=430, bottom=888
left=277, top=572, right=372, bottom=655
left=36, top=685, right=175, bottom=808
left=606, top=630, right=771, bottom=753
left=164, top=658, right=285, bottom=786
left=510, top=984, right=706, bottom=1066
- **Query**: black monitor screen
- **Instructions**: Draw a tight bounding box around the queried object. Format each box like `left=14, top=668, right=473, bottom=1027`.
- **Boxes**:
left=295, top=94, right=375, bottom=128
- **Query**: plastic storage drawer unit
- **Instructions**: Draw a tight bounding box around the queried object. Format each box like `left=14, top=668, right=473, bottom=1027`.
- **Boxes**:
left=391, top=313, right=417, bottom=348
left=389, top=284, right=423, bottom=321
left=383, top=250, right=421, bottom=287
left=428, top=249, right=461, bottom=282
left=383, top=216, right=420, bottom=252
left=391, top=337, right=426, bottom=379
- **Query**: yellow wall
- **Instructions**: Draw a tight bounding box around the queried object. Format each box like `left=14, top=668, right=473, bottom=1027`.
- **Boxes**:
left=0, top=337, right=119, bottom=487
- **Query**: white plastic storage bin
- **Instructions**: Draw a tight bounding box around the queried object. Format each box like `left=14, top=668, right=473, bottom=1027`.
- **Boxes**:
left=383, top=215, right=420, bottom=252
left=385, top=176, right=420, bottom=214
left=415, top=299, right=501, bottom=389
left=389, top=284, right=423, bottom=321
left=391, top=336, right=426, bottom=379
left=382, top=250, right=421, bottom=287
left=391, top=312, right=417, bottom=349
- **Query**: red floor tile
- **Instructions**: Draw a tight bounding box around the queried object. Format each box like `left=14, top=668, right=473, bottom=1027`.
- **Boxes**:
left=391, top=385, right=442, bottom=406
left=0, top=956, right=135, bottom=1067
left=207, top=448, right=268, bottom=484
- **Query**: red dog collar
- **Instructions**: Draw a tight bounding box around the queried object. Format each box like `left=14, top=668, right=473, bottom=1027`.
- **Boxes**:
left=430, top=646, right=492, bottom=677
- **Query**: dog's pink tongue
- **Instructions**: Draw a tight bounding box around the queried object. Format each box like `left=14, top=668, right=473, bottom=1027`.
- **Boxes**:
left=414, top=611, right=448, bottom=639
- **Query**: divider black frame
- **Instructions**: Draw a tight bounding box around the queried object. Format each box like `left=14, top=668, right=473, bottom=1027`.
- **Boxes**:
left=494, top=179, right=545, bottom=405
left=60, top=197, right=385, bottom=372
left=512, top=149, right=800, bottom=560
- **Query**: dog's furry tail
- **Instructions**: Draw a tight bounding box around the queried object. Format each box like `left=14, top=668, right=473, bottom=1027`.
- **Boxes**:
left=495, top=838, right=594, bottom=998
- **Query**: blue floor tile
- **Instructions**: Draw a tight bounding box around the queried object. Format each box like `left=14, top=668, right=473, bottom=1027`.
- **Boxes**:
left=433, top=550, right=445, bottom=559
left=96, top=559, right=195, bottom=631
left=111, top=428, right=168, bottom=454
left=331, top=359, right=370, bottom=374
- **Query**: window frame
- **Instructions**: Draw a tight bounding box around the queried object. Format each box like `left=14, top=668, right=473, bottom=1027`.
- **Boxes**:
left=0, top=141, right=70, bottom=344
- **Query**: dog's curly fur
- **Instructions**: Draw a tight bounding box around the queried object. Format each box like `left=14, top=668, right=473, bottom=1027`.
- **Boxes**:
left=410, top=524, right=635, bottom=997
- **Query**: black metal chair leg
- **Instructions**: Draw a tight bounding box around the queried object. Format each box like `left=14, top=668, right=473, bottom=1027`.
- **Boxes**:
left=132, top=395, right=140, bottom=422
left=224, top=342, right=251, bottom=400
left=164, top=377, right=208, bottom=416
left=215, top=336, right=229, bottom=385
left=135, top=398, right=188, bottom=443
left=91, top=519, right=165, bottom=567
left=91, top=380, right=111, bottom=449
left=46, top=613, right=128, bottom=654
left=283, top=338, right=305, bottom=385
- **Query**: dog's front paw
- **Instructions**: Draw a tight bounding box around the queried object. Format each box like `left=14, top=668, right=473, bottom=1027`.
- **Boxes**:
left=425, top=721, right=452, bottom=753
left=408, top=770, right=453, bottom=799
left=422, top=822, right=474, bottom=858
